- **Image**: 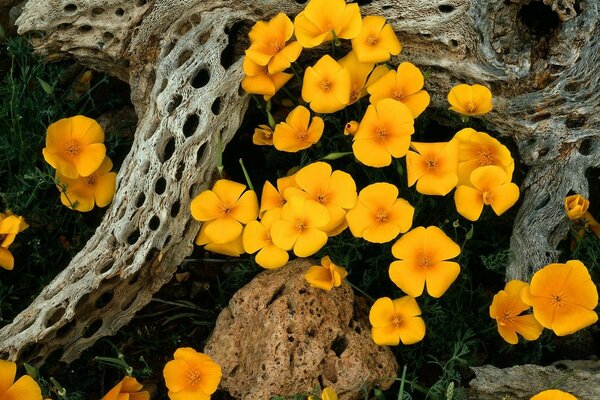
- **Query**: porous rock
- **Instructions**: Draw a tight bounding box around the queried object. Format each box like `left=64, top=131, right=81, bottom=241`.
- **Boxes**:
left=204, top=259, right=398, bottom=400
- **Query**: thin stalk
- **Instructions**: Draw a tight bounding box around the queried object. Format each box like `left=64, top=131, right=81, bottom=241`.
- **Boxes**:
left=239, top=158, right=254, bottom=191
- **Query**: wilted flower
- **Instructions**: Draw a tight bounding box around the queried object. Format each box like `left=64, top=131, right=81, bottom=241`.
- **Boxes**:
left=389, top=226, right=461, bottom=298
left=344, top=121, right=359, bottom=136
left=302, top=55, right=351, bottom=114
left=454, top=166, right=519, bottom=221
left=521, top=260, right=598, bottom=336
left=530, top=390, right=577, bottom=400
left=294, top=0, right=362, bottom=48
left=0, top=360, right=42, bottom=400
left=190, top=179, right=258, bottom=244
left=346, top=182, right=414, bottom=243
left=369, top=296, right=426, bottom=346
left=253, top=124, right=274, bottom=146
left=163, top=347, right=222, bottom=400
left=305, top=256, right=348, bottom=291
left=565, top=194, right=589, bottom=220
left=338, top=51, right=388, bottom=104
left=367, top=62, right=430, bottom=118
left=406, top=139, right=459, bottom=196
left=273, top=106, right=324, bottom=152
left=195, top=223, right=245, bottom=257
left=55, top=157, right=116, bottom=212
left=242, top=57, right=293, bottom=100
left=352, top=99, right=414, bottom=167
left=259, top=175, right=297, bottom=217
left=42, top=115, right=107, bottom=179
left=0, top=212, right=28, bottom=271
left=351, top=16, right=401, bottom=63
left=243, top=209, right=289, bottom=269
left=101, top=376, right=149, bottom=400
left=447, top=83, right=492, bottom=116
left=489, top=280, right=543, bottom=345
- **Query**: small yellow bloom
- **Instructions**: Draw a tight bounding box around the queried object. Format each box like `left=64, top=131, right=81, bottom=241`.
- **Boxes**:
left=259, top=175, right=297, bottom=217
left=253, top=124, right=274, bottom=146
left=195, top=223, right=245, bottom=257
left=190, top=179, right=259, bottom=244
left=284, top=161, right=357, bottom=235
left=454, top=166, right=520, bottom=221
left=242, top=57, right=293, bottom=100
left=0, top=360, right=42, bottom=400
left=294, top=0, right=362, bottom=48
left=246, top=13, right=303, bottom=74
left=163, top=347, right=222, bottom=400
left=351, top=16, right=401, bottom=63
left=101, top=376, right=149, bottom=400
left=389, top=226, right=461, bottom=298
left=489, top=280, right=543, bottom=345
left=0, top=212, right=28, bottom=271
left=273, top=106, right=324, bottom=152
left=305, top=256, right=348, bottom=291
left=346, top=183, right=414, bottom=243
left=271, top=197, right=330, bottom=257
left=301, top=55, right=351, bottom=114
left=55, top=156, right=116, bottom=212
left=338, top=51, right=388, bottom=104
left=369, top=296, right=426, bottom=346
left=447, top=83, right=492, bottom=116
left=243, top=209, right=289, bottom=269
left=367, top=62, right=430, bottom=118
left=344, top=121, right=359, bottom=136
left=406, top=139, right=459, bottom=196
left=42, top=115, right=107, bottom=179
left=521, top=260, right=598, bottom=336
left=352, top=99, right=415, bottom=167
left=530, top=389, right=577, bottom=400
left=454, top=128, right=514, bottom=185
left=309, top=387, right=338, bottom=400
left=565, top=194, right=589, bottom=220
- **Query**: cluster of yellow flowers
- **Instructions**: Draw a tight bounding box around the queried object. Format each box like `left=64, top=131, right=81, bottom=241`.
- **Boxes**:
left=0, top=210, right=28, bottom=271
left=42, top=115, right=116, bottom=212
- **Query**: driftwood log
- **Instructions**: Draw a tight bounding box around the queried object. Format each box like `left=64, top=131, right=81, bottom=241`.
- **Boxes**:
left=0, top=0, right=598, bottom=364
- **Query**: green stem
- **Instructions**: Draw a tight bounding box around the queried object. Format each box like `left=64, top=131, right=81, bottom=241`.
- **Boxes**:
left=239, top=158, right=254, bottom=191
left=397, top=365, right=408, bottom=400
left=217, top=135, right=224, bottom=178
left=346, top=280, right=374, bottom=302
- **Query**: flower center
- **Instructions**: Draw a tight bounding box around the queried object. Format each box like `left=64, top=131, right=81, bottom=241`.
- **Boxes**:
left=477, top=149, right=494, bottom=166
left=219, top=202, right=233, bottom=215
left=350, top=88, right=361, bottom=104
left=295, top=220, right=306, bottom=232
left=263, top=130, right=273, bottom=139
left=366, top=34, right=378, bottom=46
left=320, top=79, right=332, bottom=92
left=86, top=175, right=96, bottom=185
left=376, top=127, right=388, bottom=142
left=550, top=291, right=566, bottom=306
left=392, top=88, right=404, bottom=100
left=316, top=192, right=328, bottom=204
left=426, top=158, right=438, bottom=170
left=391, top=314, right=403, bottom=328
left=500, top=310, right=514, bottom=323
left=64, top=140, right=81, bottom=157
left=296, top=130, right=308, bottom=142
left=269, top=39, right=284, bottom=53
left=482, top=191, right=494, bottom=205
left=186, top=368, right=202, bottom=386
left=262, top=66, right=271, bottom=77
left=375, top=209, right=388, bottom=222
left=418, top=254, right=431, bottom=268
left=465, top=102, right=475, bottom=112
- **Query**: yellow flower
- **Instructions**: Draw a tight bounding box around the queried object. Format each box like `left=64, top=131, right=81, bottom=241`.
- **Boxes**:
left=454, top=128, right=514, bottom=185
left=0, top=360, right=42, bottom=400
left=346, top=183, right=414, bottom=243
left=101, top=376, right=149, bottom=400
left=273, top=106, right=324, bottom=152
left=42, top=115, right=107, bottom=179
left=55, top=156, right=116, bottom=212
left=389, top=226, right=460, bottom=298
left=447, top=84, right=492, bottom=116
left=406, top=139, right=459, bottom=196
left=190, top=179, right=259, bottom=244
left=351, top=16, right=401, bottom=63
left=309, top=387, right=338, bottom=400
left=284, top=162, right=357, bottom=235
left=0, top=212, right=28, bottom=271
left=301, top=55, right=351, bottom=114
left=454, top=166, right=520, bottom=221
left=163, top=347, right=222, bottom=400
left=521, top=260, right=598, bottom=336
left=242, top=57, right=293, bottom=100
left=195, top=224, right=245, bottom=257
left=271, top=197, right=330, bottom=257
left=293, top=0, right=362, bottom=48
left=245, top=13, right=303, bottom=74
left=530, top=390, right=577, bottom=400
left=243, top=209, right=289, bottom=269
left=367, top=62, right=430, bottom=118
left=259, top=175, right=297, bottom=217
left=565, top=194, right=589, bottom=220
left=369, top=296, right=426, bottom=346
left=352, top=99, right=415, bottom=167
left=253, top=124, right=274, bottom=146
left=489, top=280, right=543, bottom=345
left=338, top=51, right=388, bottom=104
left=343, top=121, right=359, bottom=136
left=305, top=256, right=348, bottom=291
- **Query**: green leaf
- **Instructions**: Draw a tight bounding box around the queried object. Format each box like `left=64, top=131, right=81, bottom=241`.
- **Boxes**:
left=320, top=151, right=353, bottom=161
left=465, top=224, right=474, bottom=240
left=37, top=77, right=54, bottom=95
left=23, top=363, right=38, bottom=379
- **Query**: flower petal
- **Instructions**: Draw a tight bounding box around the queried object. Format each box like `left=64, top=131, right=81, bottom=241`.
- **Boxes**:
left=204, top=217, right=243, bottom=244
left=389, top=260, right=425, bottom=297
left=454, top=185, right=484, bottom=221
left=3, top=376, right=42, bottom=400
left=255, top=245, right=289, bottom=269
left=424, top=261, right=460, bottom=298
left=293, top=228, right=328, bottom=257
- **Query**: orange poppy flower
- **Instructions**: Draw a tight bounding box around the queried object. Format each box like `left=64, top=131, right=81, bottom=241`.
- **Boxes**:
left=447, top=84, right=492, bottom=116
left=301, top=55, right=351, bottom=114
left=338, top=51, right=388, bottom=105
left=293, top=0, right=362, bottom=48
left=406, top=139, right=459, bottom=196
left=308, top=387, right=338, bottom=400
left=101, top=376, right=149, bottom=400
left=259, top=175, right=297, bottom=217
left=253, top=125, right=274, bottom=146
left=243, top=209, right=289, bottom=269
left=369, top=296, right=426, bottom=346
left=163, top=348, right=222, bottom=400
left=565, top=194, right=589, bottom=220
left=0, top=212, right=28, bottom=271
left=305, top=256, right=348, bottom=291
left=241, top=57, right=292, bottom=100
left=195, top=223, right=245, bottom=257
left=344, top=121, right=359, bottom=136
left=530, top=390, right=577, bottom=400
left=351, top=16, right=401, bottom=63
left=273, top=106, right=324, bottom=152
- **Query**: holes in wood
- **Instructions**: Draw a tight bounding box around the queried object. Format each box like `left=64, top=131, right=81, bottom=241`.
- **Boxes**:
left=518, top=1, right=559, bottom=36
left=64, top=4, right=77, bottom=13
left=136, top=192, right=146, bottom=208
left=196, top=143, right=207, bottom=166
left=192, top=68, right=210, bottom=89
left=149, top=216, right=160, bottom=231
left=198, top=31, right=211, bottom=45
left=167, top=94, right=183, bottom=113
left=450, top=39, right=459, bottom=47
left=531, top=112, right=551, bottom=122
left=127, top=229, right=141, bottom=245
left=57, top=23, right=72, bottom=30
left=115, top=8, right=125, bottom=16
left=79, top=25, right=93, bottom=32
left=331, top=336, right=348, bottom=356
left=99, top=263, right=113, bottom=274
left=95, top=290, right=114, bottom=309
left=171, top=201, right=181, bottom=217
left=92, top=7, right=105, bottom=15
left=83, top=319, right=103, bottom=338
left=136, top=0, right=147, bottom=5
left=47, top=307, right=66, bottom=327
left=221, top=21, right=251, bottom=69
left=579, top=139, right=592, bottom=156
left=178, top=50, right=193, bottom=67
left=145, top=248, right=160, bottom=263
left=564, top=82, right=580, bottom=92
left=535, top=195, right=550, bottom=210
left=438, top=4, right=455, bottom=13
left=565, top=113, right=587, bottom=129
left=103, top=32, right=114, bottom=41
left=211, top=97, right=222, bottom=115
left=160, top=136, right=176, bottom=162
left=155, top=177, right=167, bottom=195
left=183, top=114, right=200, bottom=137
left=56, top=320, right=76, bottom=338
left=175, top=161, right=185, bottom=181
left=128, top=270, right=141, bottom=285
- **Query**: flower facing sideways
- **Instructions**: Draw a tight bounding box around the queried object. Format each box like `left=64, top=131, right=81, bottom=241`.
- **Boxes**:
left=565, top=194, right=589, bottom=220
left=308, top=387, right=338, bottom=400
left=243, top=209, right=289, bottom=269
left=163, top=347, right=222, bottom=400
left=305, top=256, right=348, bottom=291
left=0, top=212, right=28, bottom=271
left=338, top=51, right=388, bottom=105
left=294, top=0, right=362, bottom=48
left=389, top=226, right=461, bottom=298
left=195, top=223, right=245, bottom=257
left=241, top=57, right=292, bottom=100
left=259, top=175, right=297, bottom=217
left=0, top=360, right=42, bottom=400
left=369, top=296, right=426, bottom=346
left=530, top=390, right=577, bottom=400
left=273, top=106, right=324, bottom=152
left=352, top=99, right=415, bottom=167
left=346, top=182, right=414, bottom=243
left=344, top=121, right=359, bottom=136
left=42, top=115, right=107, bottom=179
left=253, top=124, right=274, bottom=146
left=489, top=280, right=543, bottom=345
left=101, top=376, right=149, bottom=400
left=351, top=16, right=401, bottom=63
left=447, top=83, right=492, bottom=116
left=521, top=260, right=598, bottom=336
left=55, top=156, right=117, bottom=212
left=190, top=179, right=259, bottom=244
left=454, top=165, right=519, bottom=221
left=406, top=139, right=459, bottom=196
left=302, top=55, right=351, bottom=114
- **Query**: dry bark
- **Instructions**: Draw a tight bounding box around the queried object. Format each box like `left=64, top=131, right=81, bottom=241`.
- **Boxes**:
left=0, top=0, right=597, bottom=364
